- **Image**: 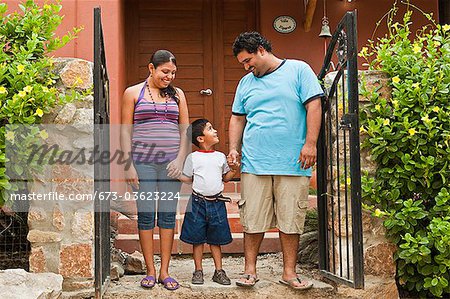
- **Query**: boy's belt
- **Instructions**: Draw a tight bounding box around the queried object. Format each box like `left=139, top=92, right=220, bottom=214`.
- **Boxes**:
left=192, top=190, right=231, bottom=202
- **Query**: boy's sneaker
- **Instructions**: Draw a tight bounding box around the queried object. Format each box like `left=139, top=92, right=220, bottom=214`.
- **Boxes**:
left=212, top=269, right=231, bottom=285
left=192, top=270, right=204, bottom=284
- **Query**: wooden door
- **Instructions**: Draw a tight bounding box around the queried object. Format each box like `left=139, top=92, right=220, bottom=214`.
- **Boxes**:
left=125, top=0, right=257, bottom=153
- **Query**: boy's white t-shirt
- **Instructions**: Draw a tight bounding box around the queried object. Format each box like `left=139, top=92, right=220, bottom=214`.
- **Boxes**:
left=183, top=151, right=230, bottom=196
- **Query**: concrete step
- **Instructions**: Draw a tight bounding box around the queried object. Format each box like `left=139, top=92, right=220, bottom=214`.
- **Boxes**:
left=114, top=232, right=282, bottom=254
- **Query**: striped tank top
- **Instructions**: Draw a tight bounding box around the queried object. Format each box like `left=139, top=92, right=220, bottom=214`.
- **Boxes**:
left=132, top=82, right=180, bottom=163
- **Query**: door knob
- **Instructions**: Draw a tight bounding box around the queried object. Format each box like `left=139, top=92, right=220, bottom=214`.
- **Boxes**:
left=200, top=89, right=213, bottom=96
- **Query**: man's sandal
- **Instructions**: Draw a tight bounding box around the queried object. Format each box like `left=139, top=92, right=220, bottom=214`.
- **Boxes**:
left=158, top=276, right=180, bottom=291
left=279, top=277, right=313, bottom=290
left=140, top=275, right=156, bottom=288
left=235, top=274, right=259, bottom=287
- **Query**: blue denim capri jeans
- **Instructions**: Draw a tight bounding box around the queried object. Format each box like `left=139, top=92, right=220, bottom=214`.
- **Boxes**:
left=134, top=162, right=181, bottom=230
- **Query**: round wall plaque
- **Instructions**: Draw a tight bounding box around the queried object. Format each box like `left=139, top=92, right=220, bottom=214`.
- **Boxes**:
left=273, top=16, right=297, bottom=34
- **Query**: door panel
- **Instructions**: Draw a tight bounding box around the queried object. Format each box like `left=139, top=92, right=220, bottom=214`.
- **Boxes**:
left=126, top=0, right=257, bottom=153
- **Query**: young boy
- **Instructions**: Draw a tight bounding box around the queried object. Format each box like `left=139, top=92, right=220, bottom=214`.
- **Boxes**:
left=178, top=119, right=239, bottom=285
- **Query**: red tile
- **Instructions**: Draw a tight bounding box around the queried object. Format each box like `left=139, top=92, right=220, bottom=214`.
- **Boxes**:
left=115, top=235, right=179, bottom=254
left=117, top=216, right=138, bottom=234
left=236, top=182, right=241, bottom=193
left=225, top=202, right=240, bottom=214
left=228, top=217, right=243, bottom=233
left=223, top=182, right=236, bottom=193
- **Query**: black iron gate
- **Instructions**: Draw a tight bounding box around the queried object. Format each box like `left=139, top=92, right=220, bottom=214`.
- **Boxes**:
left=94, top=7, right=111, bottom=298
left=317, top=11, right=364, bottom=288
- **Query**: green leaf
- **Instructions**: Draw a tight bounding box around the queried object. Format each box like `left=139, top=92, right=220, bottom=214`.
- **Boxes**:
left=432, top=278, right=439, bottom=286
left=407, top=181, right=415, bottom=192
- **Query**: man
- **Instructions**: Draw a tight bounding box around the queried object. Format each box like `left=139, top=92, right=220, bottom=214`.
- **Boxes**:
left=228, top=32, right=323, bottom=290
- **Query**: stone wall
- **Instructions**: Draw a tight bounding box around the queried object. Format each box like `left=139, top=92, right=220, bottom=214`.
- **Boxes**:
left=27, top=58, right=95, bottom=292
left=323, top=70, right=397, bottom=282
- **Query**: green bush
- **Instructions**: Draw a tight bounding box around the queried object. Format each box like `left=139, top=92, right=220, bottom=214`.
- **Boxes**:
left=359, top=2, right=450, bottom=298
left=0, top=0, right=82, bottom=206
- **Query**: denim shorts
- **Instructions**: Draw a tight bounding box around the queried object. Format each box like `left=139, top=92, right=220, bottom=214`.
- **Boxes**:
left=180, top=194, right=232, bottom=245
left=134, top=162, right=181, bottom=230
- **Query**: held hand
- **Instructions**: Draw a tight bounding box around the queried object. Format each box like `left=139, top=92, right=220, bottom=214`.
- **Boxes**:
left=227, top=149, right=240, bottom=164
left=227, top=160, right=241, bottom=171
left=166, top=158, right=183, bottom=179
left=125, top=165, right=140, bottom=190
left=298, top=143, right=317, bottom=169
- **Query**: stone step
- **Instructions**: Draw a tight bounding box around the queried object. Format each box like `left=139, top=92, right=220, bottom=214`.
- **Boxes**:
left=114, top=232, right=282, bottom=254
left=113, top=194, right=317, bottom=254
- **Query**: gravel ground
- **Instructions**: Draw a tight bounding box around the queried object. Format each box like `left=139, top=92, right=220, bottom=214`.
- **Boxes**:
left=104, top=253, right=337, bottom=299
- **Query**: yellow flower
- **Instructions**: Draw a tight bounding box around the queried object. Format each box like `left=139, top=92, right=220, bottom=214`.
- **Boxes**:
left=375, top=104, right=381, bottom=111
left=358, top=47, right=368, bottom=57
left=0, top=86, right=7, bottom=94
left=47, top=79, right=55, bottom=85
left=23, top=85, right=32, bottom=93
left=360, top=126, right=367, bottom=133
left=408, top=128, right=417, bottom=136
left=39, top=130, right=49, bottom=140
left=421, top=115, right=430, bottom=123
left=5, top=131, right=15, bottom=142
left=35, top=108, right=44, bottom=117
left=73, top=77, right=84, bottom=86
left=346, top=177, right=351, bottom=185
left=42, top=87, right=49, bottom=93
left=412, top=82, right=420, bottom=89
left=432, top=106, right=440, bottom=113
left=413, top=44, right=421, bottom=54
left=383, top=119, right=390, bottom=126
left=443, top=24, right=450, bottom=32
left=374, top=208, right=382, bottom=217
left=43, top=4, right=51, bottom=10
left=391, top=99, right=399, bottom=107
left=17, top=64, right=25, bottom=73
left=434, top=41, right=441, bottom=47
left=392, top=76, right=400, bottom=84
left=18, top=91, right=26, bottom=98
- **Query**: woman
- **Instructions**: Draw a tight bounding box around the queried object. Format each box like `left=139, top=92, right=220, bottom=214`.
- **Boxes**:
left=120, top=50, right=189, bottom=291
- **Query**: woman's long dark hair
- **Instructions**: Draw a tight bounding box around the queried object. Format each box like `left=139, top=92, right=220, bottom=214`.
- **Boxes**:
left=150, top=50, right=179, bottom=103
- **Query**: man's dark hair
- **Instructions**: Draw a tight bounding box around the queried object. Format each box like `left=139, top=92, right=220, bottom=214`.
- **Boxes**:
left=188, top=119, right=209, bottom=147
left=232, top=31, right=272, bottom=57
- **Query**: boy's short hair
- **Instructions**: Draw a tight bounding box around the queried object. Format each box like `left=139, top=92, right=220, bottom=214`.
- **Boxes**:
left=188, top=118, right=209, bottom=147
left=232, top=31, right=272, bottom=57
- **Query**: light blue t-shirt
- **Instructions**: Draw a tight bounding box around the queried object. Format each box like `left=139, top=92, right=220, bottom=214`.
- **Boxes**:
left=232, top=59, right=323, bottom=176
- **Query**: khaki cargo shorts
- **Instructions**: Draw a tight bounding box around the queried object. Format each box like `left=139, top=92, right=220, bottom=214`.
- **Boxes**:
left=239, top=173, right=310, bottom=234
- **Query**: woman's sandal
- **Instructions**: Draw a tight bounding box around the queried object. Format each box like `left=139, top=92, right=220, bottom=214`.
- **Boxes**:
left=140, top=275, right=156, bottom=288
left=158, top=276, right=180, bottom=291
left=279, top=277, right=313, bottom=290
left=235, top=274, right=259, bottom=287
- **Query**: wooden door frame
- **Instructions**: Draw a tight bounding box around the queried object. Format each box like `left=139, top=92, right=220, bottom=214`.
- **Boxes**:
left=212, top=0, right=259, bottom=153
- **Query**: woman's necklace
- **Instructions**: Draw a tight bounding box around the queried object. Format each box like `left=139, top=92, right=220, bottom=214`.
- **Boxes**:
left=146, top=79, right=168, bottom=123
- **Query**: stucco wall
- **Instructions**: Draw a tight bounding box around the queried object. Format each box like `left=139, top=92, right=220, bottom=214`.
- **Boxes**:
left=259, top=0, right=439, bottom=72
